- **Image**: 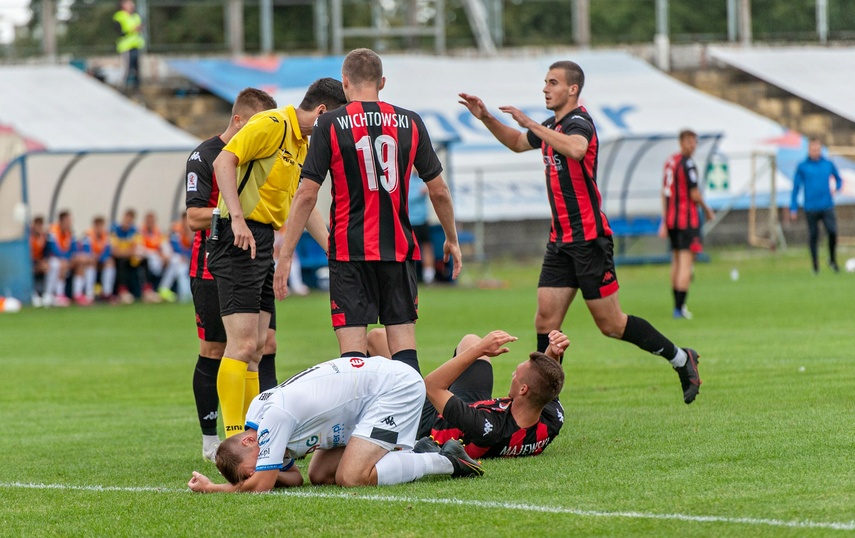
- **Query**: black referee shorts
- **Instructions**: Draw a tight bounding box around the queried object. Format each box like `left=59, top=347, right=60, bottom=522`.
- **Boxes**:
left=206, top=219, right=275, bottom=317
left=328, top=259, right=418, bottom=328
left=191, top=277, right=276, bottom=342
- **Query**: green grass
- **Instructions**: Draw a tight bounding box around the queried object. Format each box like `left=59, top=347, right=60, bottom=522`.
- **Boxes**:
left=1, top=247, right=854, bottom=537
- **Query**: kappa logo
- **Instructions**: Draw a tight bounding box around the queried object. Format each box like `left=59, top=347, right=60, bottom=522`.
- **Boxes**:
left=202, top=411, right=218, bottom=421
left=483, top=419, right=493, bottom=436
left=188, top=152, right=202, bottom=162
left=349, top=357, right=365, bottom=368
left=380, top=415, right=397, bottom=427
left=269, top=116, right=280, bottom=123
left=602, top=271, right=615, bottom=283
left=186, top=172, right=198, bottom=192
left=557, top=408, right=565, bottom=424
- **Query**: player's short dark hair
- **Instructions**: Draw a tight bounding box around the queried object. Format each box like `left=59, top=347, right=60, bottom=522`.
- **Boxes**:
left=233, top=88, right=277, bottom=117
left=298, top=77, right=346, bottom=112
left=679, top=129, right=697, bottom=141
left=342, top=48, right=384, bottom=88
left=808, top=136, right=823, bottom=145
left=124, top=208, right=136, bottom=219
left=33, top=215, right=44, bottom=226
left=216, top=435, right=252, bottom=485
left=549, top=61, right=585, bottom=94
left=93, top=216, right=106, bottom=225
left=524, top=352, right=565, bottom=409
left=58, top=210, right=70, bottom=222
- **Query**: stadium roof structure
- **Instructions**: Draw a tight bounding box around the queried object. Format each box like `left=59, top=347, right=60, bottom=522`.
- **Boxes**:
left=170, top=51, right=811, bottom=218
left=709, top=46, right=855, bottom=125
left=0, top=65, right=198, bottom=151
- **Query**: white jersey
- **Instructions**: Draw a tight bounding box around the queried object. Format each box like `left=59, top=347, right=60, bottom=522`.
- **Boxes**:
left=246, top=356, right=424, bottom=472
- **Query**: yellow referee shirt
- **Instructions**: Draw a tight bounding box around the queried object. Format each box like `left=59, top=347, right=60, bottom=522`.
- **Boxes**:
left=218, top=105, right=307, bottom=230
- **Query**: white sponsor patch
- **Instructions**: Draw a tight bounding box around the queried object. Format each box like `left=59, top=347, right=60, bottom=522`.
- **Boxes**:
left=187, top=172, right=198, bottom=192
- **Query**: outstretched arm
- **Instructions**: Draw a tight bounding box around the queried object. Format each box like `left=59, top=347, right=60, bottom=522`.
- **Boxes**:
left=458, top=93, right=534, bottom=153
left=187, top=468, right=282, bottom=493
left=424, top=331, right=518, bottom=414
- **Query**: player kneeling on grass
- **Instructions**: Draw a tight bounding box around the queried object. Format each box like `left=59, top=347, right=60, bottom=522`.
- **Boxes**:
left=368, top=329, right=567, bottom=459
left=187, top=356, right=482, bottom=493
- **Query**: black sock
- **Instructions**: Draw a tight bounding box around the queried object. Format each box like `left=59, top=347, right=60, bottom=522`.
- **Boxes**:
left=392, top=349, right=420, bottom=374
left=536, top=333, right=550, bottom=353
left=674, top=290, right=687, bottom=310
left=621, top=315, right=678, bottom=361
left=258, top=353, right=278, bottom=392
left=193, top=355, right=220, bottom=436
left=342, top=351, right=368, bottom=358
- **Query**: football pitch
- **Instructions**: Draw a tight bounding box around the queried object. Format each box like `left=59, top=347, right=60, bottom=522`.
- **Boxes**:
left=1, top=248, right=853, bottom=537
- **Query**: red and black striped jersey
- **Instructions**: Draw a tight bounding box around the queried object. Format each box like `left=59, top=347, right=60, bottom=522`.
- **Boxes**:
left=302, top=101, right=443, bottom=262
left=184, top=135, right=225, bottom=280
left=526, top=106, right=612, bottom=244
left=430, top=396, right=565, bottom=459
left=663, top=153, right=700, bottom=230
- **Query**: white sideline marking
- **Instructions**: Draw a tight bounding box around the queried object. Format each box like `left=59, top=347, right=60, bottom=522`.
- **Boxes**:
left=2, top=482, right=853, bottom=532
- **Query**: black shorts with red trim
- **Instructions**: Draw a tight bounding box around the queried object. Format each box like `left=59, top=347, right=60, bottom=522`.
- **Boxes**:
left=537, top=236, right=619, bottom=300
left=328, top=259, right=418, bottom=328
left=668, top=227, right=703, bottom=253
left=191, top=277, right=276, bottom=342
left=206, top=219, right=275, bottom=316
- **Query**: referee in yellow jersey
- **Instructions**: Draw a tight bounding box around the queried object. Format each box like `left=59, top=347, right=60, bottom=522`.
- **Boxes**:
left=209, top=78, right=346, bottom=437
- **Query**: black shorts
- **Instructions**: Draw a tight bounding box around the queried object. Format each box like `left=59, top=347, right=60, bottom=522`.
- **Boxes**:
left=328, top=259, right=418, bottom=328
left=191, top=277, right=276, bottom=342
left=537, top=236, right=619, bottom=300
left=668, top=227, right=703, bottom=253
left=417, top=358, right=494, bottom=438
left=206, top=219, right=275, bottom=316
left=412, top=224, right=432, bottom=248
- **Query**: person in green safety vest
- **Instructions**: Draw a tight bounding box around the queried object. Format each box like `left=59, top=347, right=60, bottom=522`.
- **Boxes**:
left=113, top=0, right=145, bottom=91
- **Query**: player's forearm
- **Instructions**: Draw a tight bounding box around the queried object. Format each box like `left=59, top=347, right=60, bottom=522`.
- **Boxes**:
left=481, top=114, right=529, bottom=153
left=213, top=152, right=243, bottom=222
left=279, top=183, right=318, bottom=263
left=305, top=207, right=329, bottom=254
left=276, top=467, right=304, bottom=488
left=186, top=207, right=213, bottom=231
left=531, top=125, right=587, bottom=161
left=427, top=178, right=458, bottom=244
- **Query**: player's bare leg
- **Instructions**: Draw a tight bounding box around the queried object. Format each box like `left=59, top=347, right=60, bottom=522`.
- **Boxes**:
left=308, top=447, right=346, bottom=485
left=534, top=286, right=574, bottom=352
left=585, top=293, right=628, bottom=338
left=336, top=326, right=368, bottom=356
left=335, top=437, right=389, bottom=486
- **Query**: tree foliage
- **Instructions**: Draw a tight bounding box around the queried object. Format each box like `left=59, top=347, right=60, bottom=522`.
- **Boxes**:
left=11, top=0, right=854, bottom=57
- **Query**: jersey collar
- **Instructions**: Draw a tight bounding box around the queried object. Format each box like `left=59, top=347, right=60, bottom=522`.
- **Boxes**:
left=285, top=105, right=305, bottom=143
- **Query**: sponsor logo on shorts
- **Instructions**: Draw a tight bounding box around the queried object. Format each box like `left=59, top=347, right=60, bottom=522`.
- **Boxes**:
left=350, top=357, right=365, bottom=368
left=332, top=423, right=344, bottom=446
left=305, top=434, right=320, bottom=454
left=258, top=429, right=271, bottom=447
left=483, top=420, right=493, bottom=436
left=381, top=415, right=397, bottom=427
left=187, top=172, right=198, bottom=192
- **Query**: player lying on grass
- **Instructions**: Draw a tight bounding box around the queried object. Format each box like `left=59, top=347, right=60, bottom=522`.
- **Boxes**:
left=368, top=329, right=567, bottom=458
left=187, top=356, right=483, bottom=493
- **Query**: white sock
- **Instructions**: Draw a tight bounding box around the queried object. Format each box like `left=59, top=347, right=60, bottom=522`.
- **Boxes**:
left=423, top=266, right=435, bottom=284
left=102, top=264, right=116, bottom=296
left=46, top=257, right=62, bottom=298
left=670, top=348, right=688, bottom=368
left=374, top=452, right=453, bottom=485
left=84, top=266, right=97, bottom=298
left=72, top=274, right=85, bottom=297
